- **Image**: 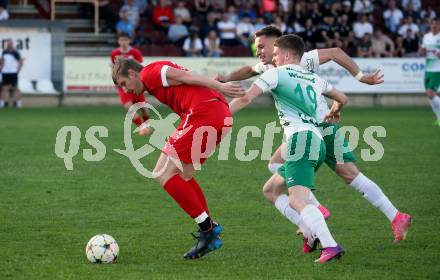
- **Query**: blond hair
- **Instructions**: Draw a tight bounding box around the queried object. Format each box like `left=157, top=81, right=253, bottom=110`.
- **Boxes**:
left=112, top=57, right=143, bottom=85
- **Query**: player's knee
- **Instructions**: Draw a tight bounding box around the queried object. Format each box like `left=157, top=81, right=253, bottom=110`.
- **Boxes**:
left=335, top=163, right=359, bottom=184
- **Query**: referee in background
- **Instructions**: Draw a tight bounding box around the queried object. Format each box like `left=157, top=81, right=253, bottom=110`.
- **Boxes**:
left=0, top=39, right=24, bottom=108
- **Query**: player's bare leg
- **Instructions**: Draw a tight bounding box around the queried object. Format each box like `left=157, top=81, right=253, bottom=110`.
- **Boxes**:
left=263, top=173, right=320, bottom=252
left=334, top=162, right=412, bottom=242
left=288, top=186, right=343, bottom=263
left=426, top=89, right=440, bottom=126
left=152, top=153, right=222, bottom=259
left=11, top=86, right=22, bottom=108
left=268, top=143, right=330, bottom=225
left=0, top=84, right=11, bottom=108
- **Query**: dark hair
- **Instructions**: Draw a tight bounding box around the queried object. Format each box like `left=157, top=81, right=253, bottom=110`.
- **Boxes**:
left=273, top=34, right=305, bottom=58
left=118, top=32, right=130, bottom=39
left=254, top=25, right=282, bottom=39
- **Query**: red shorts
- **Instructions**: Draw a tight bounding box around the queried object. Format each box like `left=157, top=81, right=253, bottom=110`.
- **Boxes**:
left=117, top=87, right=146, bottom=105
left=162, top=100, right=232, bottom=165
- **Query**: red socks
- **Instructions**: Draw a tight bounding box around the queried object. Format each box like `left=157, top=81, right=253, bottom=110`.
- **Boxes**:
left=187, top=178, right=210, bottom=215
left=163, top=175, right=206, bottom=219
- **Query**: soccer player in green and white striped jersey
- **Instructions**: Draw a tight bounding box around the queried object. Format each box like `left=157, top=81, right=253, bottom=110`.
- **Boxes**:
left=222, top=26, right=411, bottom=246
left=229, top=35, right=347, bottom=263
left=420, top=18, right=440, bottom=126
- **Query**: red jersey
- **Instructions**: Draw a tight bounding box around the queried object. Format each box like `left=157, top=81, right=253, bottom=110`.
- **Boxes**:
left=140, top=61, right=227, bottom=116
left=110, top=47, right=143, bottom=64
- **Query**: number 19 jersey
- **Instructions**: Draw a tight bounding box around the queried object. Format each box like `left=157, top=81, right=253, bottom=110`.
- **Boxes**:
left=254, top=64, right=333, bottom=137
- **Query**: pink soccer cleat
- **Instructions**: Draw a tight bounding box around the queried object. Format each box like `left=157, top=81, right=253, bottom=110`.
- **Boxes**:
left=315, top=245, right=344, bottom=263
left=318, top=204, right=331, bottom=220
left=392, top=212, right=412, bottom=243
left=303, top=237, right=319, bottom=253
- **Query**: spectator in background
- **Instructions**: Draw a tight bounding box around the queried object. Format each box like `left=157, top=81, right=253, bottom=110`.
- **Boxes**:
left=125, top=0, right=148, bottom=16
left=404, top=4, right=420, bottom=23
left=383, top=0, right=403, bottom=33
left=394, top=36, right=405, bottom=57
left=253, top=17, right=266, bottom=32
left=200, top=12, right=219, bottom=39
left=217, top=13, right=238, bottom=46
left=119, top=0, right=140, bottom=27
left=372, top=29, right=395, bottom=57
left=183, top=27, right=203, bottom=56
left=116, top=9, right=135, bottom=39
left=398, top=17, right=419, bottom=39
left=353, top=14, right=374, bottom=39
left=344, top=31, right=358, bottom=57
left=0, top=4, right=8, bottom=20
left=357, top=33, right=374, bottom=57
left=327, top=2, right=342, bottom=19
left=272, top=15, right=287, bottom=34
left=327, top=32, right=344, bottom=49
left=307, top=2, right=321, bottom=25
left=290, top=2, right=306, bottom=25
left=168, top=16, right=189, bottom=46
left=226, top=5, right=239, bottom=24
left=336, top=14, right=352, bottom=37
left=401, top=0, right=421, bottom=11
left=174, top=1, right=191, bottom=24
left=203, top=30, right=223, bottom=57
left=194, top=0, right=211, bottom=21
left=299, top=18, right=318, bottom=49
left=419, top=17, right=432, bottom=35
left=152, top=0, right=174, bottom=29
left=353, top=0, right=374, bottom=14
left=260, top=0, right=277, bottom=22
left=341, top=1, right=355, bottom=24
left=421, top=7, right=437, bottom=22
left=236, top=14, right=254, bottom=46
left=402, top=29, right=419, bottom=57
left=239, top=3, right=257, bottom=22
left=0, top=39, right=23, bottom=108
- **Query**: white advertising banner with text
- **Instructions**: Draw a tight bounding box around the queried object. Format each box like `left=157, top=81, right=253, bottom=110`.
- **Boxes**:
left=0, top=32, right=51, bottom=81
left=64, top=57, right=425, bottom=94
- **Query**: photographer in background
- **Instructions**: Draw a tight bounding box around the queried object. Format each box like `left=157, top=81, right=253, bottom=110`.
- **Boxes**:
left=0, top=39, right=23, bottom=108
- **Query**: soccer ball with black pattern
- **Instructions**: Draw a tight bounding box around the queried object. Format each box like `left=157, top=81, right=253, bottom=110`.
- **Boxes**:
left=85, top=234, right=119, bottom=263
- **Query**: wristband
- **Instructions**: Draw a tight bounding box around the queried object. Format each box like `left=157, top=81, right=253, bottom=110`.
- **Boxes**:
left=355, top=71, right=364, bottom=81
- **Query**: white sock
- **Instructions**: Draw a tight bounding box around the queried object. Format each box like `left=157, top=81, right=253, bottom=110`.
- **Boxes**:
left=274, top=194, right=301, bottom=225
left=309, top=191, right=320, bottom=207
left=300, top=204, right=337, bottom=248
left=268, top=163, right=283, bottom=174
left=0, top=100, right=4, bottom=108
left=429, top=95, right=440, bottom=120
left=350, top=172, right=398, bottom=222
left=15, top=100, right=22, bottom=108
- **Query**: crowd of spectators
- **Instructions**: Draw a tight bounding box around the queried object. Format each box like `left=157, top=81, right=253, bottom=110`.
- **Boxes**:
left=110, top=0, right=438, bottom=57
left=4, top=0, right=439, bottom=58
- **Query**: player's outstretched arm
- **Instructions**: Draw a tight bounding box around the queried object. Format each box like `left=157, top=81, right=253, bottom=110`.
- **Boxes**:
left=215, top=65, right=258, bottom=82
left=317, top=48, right=384, bottom=85
left=165, top=67, right=245, bottom=98
left=229, top=84, right=263, bottom=114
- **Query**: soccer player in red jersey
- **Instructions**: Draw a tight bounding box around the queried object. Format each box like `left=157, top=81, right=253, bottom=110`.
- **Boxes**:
left=111, top=33, right=150, bottom=135
left=112, top=57, right=244, bottom=259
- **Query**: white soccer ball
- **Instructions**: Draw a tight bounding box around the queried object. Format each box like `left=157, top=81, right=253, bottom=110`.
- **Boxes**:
left=85, top=234, right=119, bottom=263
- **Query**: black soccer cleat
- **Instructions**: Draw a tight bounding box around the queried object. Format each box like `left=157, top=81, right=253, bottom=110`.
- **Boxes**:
left=183, top=224, right=223, bottom=259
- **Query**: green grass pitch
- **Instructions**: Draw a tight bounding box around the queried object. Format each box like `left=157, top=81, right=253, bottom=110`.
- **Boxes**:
left=0, top=106, right=439, bottom=279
